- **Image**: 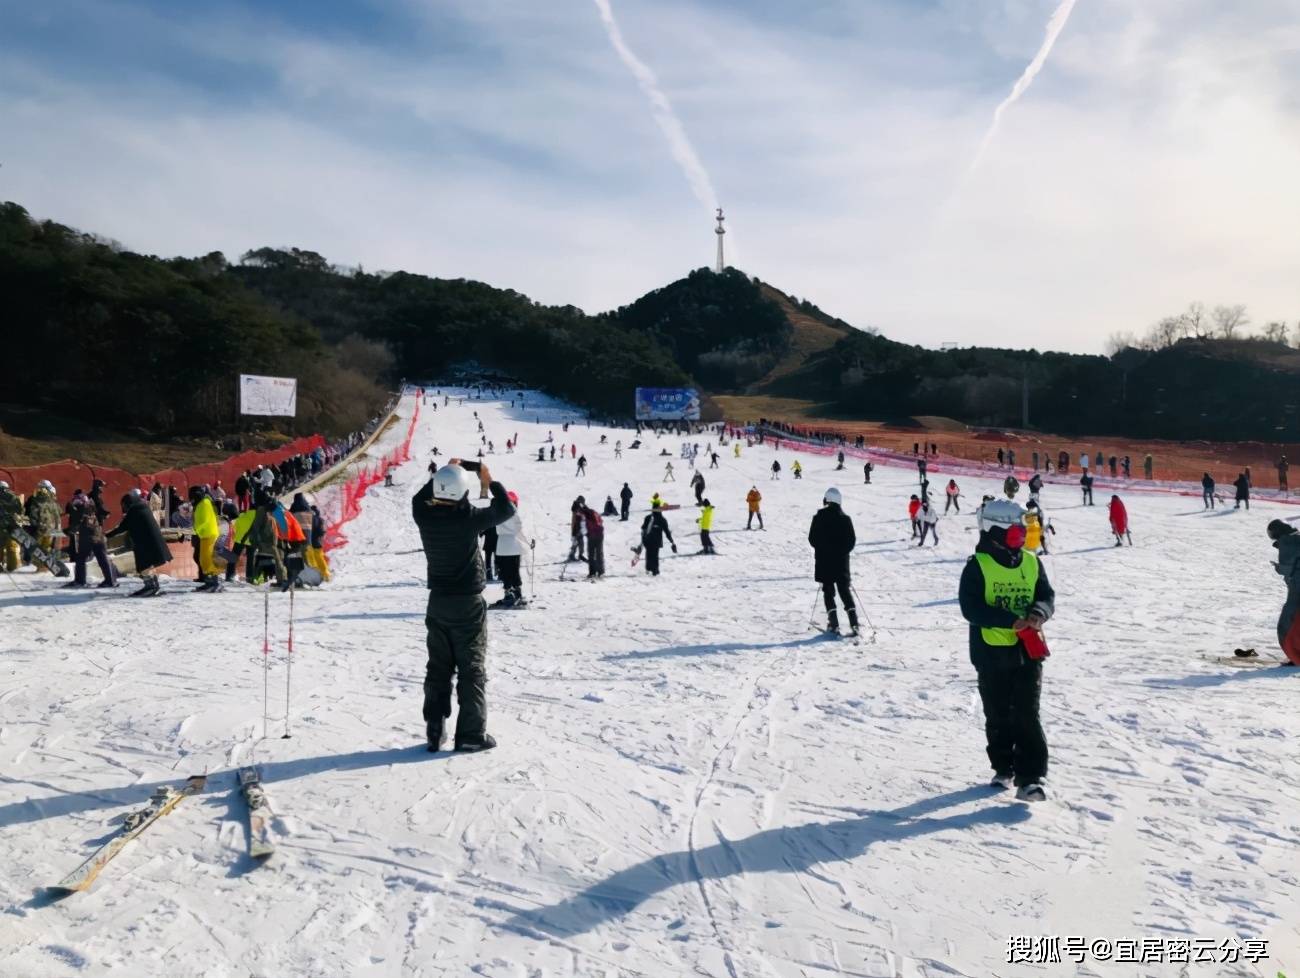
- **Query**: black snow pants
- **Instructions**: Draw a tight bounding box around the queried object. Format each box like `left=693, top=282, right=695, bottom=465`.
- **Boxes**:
left=587, top=536, right=605, bottom=577
left=644, top=544, right=661, bottom=575
left=497, top=555, right=523, bottom=593
left=976, top=659, right=1047, bottom=786
left=424, top=593, right=489, bottom=745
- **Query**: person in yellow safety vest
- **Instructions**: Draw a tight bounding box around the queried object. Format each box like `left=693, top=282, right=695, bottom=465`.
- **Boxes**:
left=696, top=499, right=716, bottom=554
left=189, top=486, right=224, bottom=592
left=224, top=508, right=257, bottom=583
left=958, top=499, right=1056, bottom=803
left=733, top=442, right=741, bottom=458
left=792, top=460, right=803, bottom=480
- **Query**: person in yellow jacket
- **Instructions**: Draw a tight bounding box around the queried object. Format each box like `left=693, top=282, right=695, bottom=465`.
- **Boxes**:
left=792, top=460, right=803, bottom=480
left=733, top=442, right=741, bottom=458
left=189, top=486, right=224, bottom=592
left=745, top=487, right=764, bottom=530
left=1024, top=501, right=1051, bottom=555
left=696, top=498, right=717, bottom=554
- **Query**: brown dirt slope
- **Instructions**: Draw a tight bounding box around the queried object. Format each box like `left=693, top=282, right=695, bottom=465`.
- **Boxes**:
left=750, top=285, right=849, bottom=391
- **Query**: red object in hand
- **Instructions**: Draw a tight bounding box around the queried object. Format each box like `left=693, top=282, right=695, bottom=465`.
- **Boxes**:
left=1018, top=627, right=1050, bottom=660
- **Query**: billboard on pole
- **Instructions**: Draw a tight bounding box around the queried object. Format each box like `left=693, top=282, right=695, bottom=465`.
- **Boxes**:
left=240, top=374, right=298, bottom=417
left=635, top=388, right=700, bottom=421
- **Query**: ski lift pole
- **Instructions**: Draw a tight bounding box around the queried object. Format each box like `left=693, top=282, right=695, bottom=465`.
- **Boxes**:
left=262, top=587, right=271, bottom=740
left=282, top=586, right=294, bottom=739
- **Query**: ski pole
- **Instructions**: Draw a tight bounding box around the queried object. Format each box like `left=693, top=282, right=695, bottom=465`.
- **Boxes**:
left=528, top=539, right=536, bottom=600
left=262, top=587, right=271, bottom=740
left=849, top=585, right=878, bottom=643
left=807, top=588, right=821, bottom=630
left=282, top=586, right=294, bottom=739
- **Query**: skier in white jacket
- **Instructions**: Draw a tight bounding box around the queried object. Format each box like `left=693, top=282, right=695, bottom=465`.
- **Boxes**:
left=492, top=491, right=531, bottom=608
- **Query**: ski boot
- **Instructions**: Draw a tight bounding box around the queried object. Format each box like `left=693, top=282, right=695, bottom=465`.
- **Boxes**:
left=825, top=608, right=840, bottom=635
left=131, top=575, right=160, bottom=597
left=427, top=719, right=445, bottom=753
left=990, top=771, right=1015, bottom=791
left=454, top=733, right=497, bottom=753
left=847, top=607, right=861, bottom=638
left=1016, top=783, right=1047, bottom=803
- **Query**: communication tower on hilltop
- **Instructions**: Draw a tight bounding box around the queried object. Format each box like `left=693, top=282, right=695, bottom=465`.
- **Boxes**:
left=714, top=207, right=725, bottom=273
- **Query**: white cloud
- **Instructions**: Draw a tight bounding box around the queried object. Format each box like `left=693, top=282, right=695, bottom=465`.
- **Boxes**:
left=1, top=0, right=1297, bottom=354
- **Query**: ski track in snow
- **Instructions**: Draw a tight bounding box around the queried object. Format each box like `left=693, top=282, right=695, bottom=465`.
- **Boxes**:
left=1, top=390, right=1298, bottom=978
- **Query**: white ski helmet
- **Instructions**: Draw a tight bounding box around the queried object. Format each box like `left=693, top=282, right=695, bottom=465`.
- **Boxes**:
left=981, top=498, right=1025, bottom=528
left=823, top=487, right=842, bottom=506
left=37, top=479, right=55, bottom=492
left=431, top=464, right=475, bottom=502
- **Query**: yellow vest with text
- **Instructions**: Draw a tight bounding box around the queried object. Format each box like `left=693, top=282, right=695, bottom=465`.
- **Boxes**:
left=974, top=551, right=1039, bottom=646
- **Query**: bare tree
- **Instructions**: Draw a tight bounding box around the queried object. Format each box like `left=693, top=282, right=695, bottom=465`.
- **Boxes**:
left=1146, top=316, right=1183, bottom=349
left=1105, top=330, right=1142, bottom=355
left=1261, top=321, right=1289, bottom=344
left=1212, top=304, right=1250, bottom=338
left=1178, top=301, right=1211, bottom=339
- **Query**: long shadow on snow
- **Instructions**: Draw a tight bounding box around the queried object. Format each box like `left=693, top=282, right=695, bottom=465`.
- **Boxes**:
left=602, top=634, right=834, bottom=662
left=0, top=745, right=440, bottom=830
left=0, top=592, right=102, bottom=610
left=1143, top=668, right=1299, bottom=690
left=503, top=785, right=1029, bottom=938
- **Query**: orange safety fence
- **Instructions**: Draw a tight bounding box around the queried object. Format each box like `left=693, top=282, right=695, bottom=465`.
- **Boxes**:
left=320, top=398, right=420, bottom=553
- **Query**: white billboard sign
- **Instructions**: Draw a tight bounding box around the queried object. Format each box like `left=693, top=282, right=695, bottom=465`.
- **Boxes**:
left=239, top=374, right=298, bottom=417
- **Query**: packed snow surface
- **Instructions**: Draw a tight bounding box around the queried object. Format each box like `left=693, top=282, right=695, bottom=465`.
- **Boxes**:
left=2, top=390, right=1297, bottom=978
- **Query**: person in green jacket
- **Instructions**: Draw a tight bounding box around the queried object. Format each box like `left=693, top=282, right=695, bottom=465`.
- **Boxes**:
left=696, top=499, right=716, bottom=554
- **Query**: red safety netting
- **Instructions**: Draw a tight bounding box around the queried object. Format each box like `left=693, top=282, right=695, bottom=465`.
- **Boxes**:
left=321, top=398, right=420, bottom=553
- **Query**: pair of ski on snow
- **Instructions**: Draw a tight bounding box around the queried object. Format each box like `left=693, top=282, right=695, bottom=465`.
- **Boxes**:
left=50, top=767, right=275, bottom=894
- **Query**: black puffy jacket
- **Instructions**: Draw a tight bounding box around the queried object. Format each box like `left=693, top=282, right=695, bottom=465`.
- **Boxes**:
left=808, top=504, right=855, bottom=582
left=412, top=480, right=514, bottom=596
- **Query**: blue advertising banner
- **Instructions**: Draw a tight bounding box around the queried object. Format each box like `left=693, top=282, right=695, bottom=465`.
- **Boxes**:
left=635, top=388, right=701, bottom=421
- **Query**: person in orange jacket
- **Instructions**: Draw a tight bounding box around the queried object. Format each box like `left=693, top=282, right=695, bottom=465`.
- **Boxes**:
left=746, top=487, right=763, bottom=530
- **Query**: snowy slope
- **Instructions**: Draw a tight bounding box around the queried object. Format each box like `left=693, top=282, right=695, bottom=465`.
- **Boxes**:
left=2, top=390, right=1298, bottom=978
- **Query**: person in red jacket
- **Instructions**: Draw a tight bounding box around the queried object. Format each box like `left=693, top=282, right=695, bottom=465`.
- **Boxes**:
left=908, top=494, right=922, bottom=539
left=1109, top=495, right=1129, bottom=547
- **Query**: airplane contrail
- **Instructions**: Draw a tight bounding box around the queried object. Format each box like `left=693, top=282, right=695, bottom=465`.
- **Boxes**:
left=591, top=0, right=718, bottom=213
left=968, top=0, right=1079, bottom=173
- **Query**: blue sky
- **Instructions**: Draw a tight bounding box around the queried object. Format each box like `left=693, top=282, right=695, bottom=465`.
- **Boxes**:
left=2, top=0, right=1297, bottom=351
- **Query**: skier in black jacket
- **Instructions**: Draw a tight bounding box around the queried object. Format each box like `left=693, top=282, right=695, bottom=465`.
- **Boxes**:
left=808, top=487, right=858, bottom=634
left=412, top=460, right=515, bottom=753
left=638, top=502, right=676, bottom=576
left=112, top=490, right=170, bottom=596
left=958, top=499, right=1056, bottom=802
left=619, top=483, right=633, bottom=521
left=1234, top=472, right=1250, bottom=510
left=1201, top=473, right=1216, bottom=509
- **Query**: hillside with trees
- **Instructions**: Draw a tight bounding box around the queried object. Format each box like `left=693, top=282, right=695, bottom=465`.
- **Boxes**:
left=3, top=200, right=1297, bottom=447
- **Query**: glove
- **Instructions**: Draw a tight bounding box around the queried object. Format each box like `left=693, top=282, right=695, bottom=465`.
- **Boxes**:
left=671, top=544, right=678, bottom=553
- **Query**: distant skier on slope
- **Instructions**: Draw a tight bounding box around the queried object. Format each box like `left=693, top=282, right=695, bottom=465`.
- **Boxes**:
left=746, top=487, right=764, bottom=530
left=1267, top=520, right=1300, bottom=666
left=917, top=500, right=940, bottom=547
left=696, top=499, right=716, bottom=554
left=1202, top=473, right=1216, bottom=509
left=412, top=460, right=515, bottom=753
left=808, top=487, right=859, bottom=636
left=958, top=499, right=1055, bottom=802
left=619, top=483, right=633, bottom=521
left=637, top=501, right=676, bottom=576
left=691, top=471, right=706, bottom=506
left=945, top=479, right=961, bottom=514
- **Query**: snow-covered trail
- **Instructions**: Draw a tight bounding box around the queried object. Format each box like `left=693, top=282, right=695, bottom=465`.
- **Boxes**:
left=2, top=390, right=1297, bottom=978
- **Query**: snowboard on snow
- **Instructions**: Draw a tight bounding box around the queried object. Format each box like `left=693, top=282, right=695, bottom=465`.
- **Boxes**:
left=11, top=525, right=70, bottom=577
left=238, top=767, right=276, bottom=859
left=52, top=775, right=207, bottom=892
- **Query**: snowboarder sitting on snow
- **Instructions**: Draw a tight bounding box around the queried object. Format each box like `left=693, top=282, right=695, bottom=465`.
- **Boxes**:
left=746, top=487, right=763, bottom=529
left=1267, top=520, right=1300, bottom=667
left=958, top=498, right=1055, bottom=802
left=1109, top=495, right=1130, bottom=546
left=413, top=460, right=515, bottom=753
left=696, top=499, right=716, bottom=554
left=602, top=496, right=618, bottom=517
left=638, top=502, right=676, bottom=576
left=809, top=488, right=859, bottom=635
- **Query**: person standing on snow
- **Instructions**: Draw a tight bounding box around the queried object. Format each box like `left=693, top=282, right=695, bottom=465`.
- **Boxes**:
left=1202, top=473, right=1216, bottom=509
left=1143, top=454, right=1153, bottom=480
left=413, top=460, right=515, bottom=753
left=917, top=500, right=940, bottom=547
left=1267, top=520, right=1300, bottom=666
left=638, top=501, right=676, bottom=576
left=696, top=499, right=717, bottom=554
left=113, top=491, right=171, bottom=596
left=581, top=502, right=606, bottom=578
left=746, top=487, right=764, bottom=529
left=576, top=454, right=587, bottom=477
left=944, top=479, right=961, bottom=514
left=1233, top=472, right=1250, bottom=510
left=864, top=460, right=873, bottom=484
left=1109, top=495, right=1130, bottom=546
left=65, top=491, right=117, bottom=589
left=1080, top=452, right=1090, bottom=474
left=567, top=498, right=586, bottom=562
left=792, top=460, right=803, bottom=480
left=191, top=486, right=223, bottom=592
left=1024, top=501, right=1051, bottom=555
left=770, top=460, right=781, bottom=480
left=691, top=471, right=706, bottom=506
left=958, top=499, right=1055, bottom=802
left=837, top=450, right=846, bottom=471
left=493, top=491, right=529, bottom=608
left=1027, top=473, right=1043, bottom=505
left=619, top=483, right=633, bottom=521
left=663, top=461, right=675, bottom=483
left=1080, top=472, right=1095, bottom=507
left=808, top=487, right=859, bottom=635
